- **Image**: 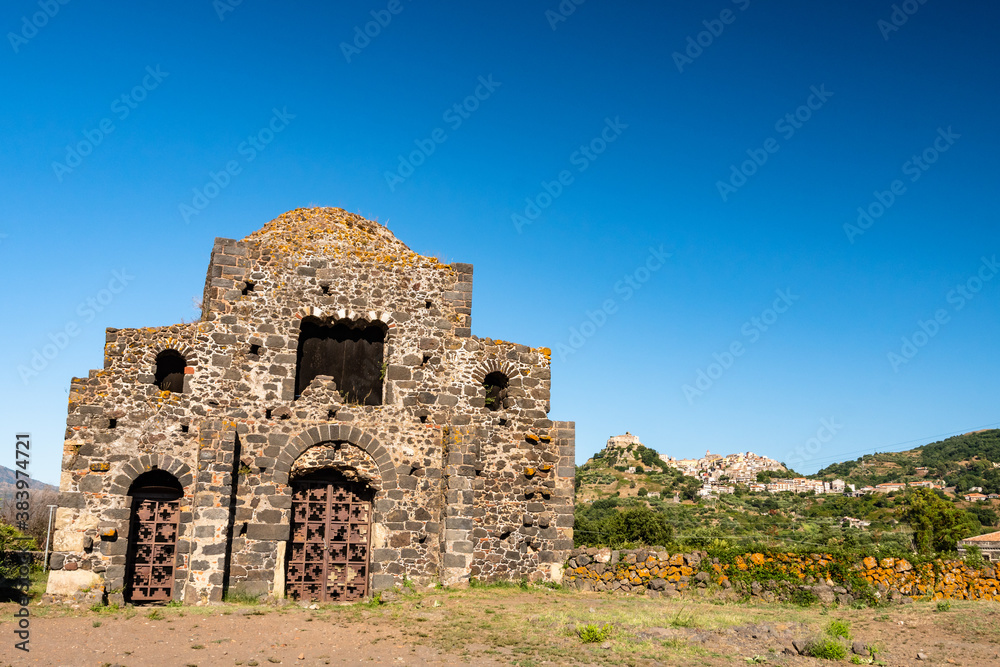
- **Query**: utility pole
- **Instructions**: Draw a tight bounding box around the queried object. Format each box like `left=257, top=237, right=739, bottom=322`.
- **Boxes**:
left=43, top=504, right=57, bottom=570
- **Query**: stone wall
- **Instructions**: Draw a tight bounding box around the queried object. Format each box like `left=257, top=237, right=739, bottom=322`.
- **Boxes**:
left=564, top=548, right=1000, bottom=602
left=48, top=208, right=574, bottom=604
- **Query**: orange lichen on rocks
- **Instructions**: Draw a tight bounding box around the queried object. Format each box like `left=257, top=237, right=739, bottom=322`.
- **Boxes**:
left=244, top=207, right=455, bottom=273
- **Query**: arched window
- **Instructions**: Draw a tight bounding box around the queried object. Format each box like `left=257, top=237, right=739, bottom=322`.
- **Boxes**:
left=294, top=318, right=386, bottom=405
left=126, top=470, right=183, bottom=603
left=154, top=350, right=186, bottom=393
left=483, top=371, right=509, bottom=411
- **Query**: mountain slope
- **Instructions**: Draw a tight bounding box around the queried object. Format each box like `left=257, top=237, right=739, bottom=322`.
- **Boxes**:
left=813, top=429, right=1000, bottom=493
left=0, top=464, right=58, bottom=494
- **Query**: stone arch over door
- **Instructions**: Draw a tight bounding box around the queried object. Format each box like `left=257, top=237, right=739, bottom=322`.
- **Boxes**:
left=109, top=454, right=194, bottom=496
left=272, top=425, right=396, bottom=489
left=271, top=426, right=399, bottom=597
left=289, top=441, right=383, bottom=489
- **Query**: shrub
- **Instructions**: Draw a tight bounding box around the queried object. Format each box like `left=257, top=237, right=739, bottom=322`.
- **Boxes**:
left=573, top=501, right=674, bottom=548
left=963, top=544, right=987, bottom=570
left=935, top=600, right=951, bottom=612
left=789, top=588, right=819, bottom=606
left=826, top=619, right=852, bottom=640
left=809, top=638, right=848, bottom=660
left=0, top=523, right=37, bottom=586
left=577, top=623, right=613, bottom=643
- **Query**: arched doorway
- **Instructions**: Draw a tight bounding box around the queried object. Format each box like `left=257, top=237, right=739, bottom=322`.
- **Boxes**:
left=125, top=470, right=183, bottom=603
left=285, top=470, right=373, bottom=602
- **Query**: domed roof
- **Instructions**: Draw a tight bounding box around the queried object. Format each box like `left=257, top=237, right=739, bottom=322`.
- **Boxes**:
left=243, top=207, right=417, bottom=260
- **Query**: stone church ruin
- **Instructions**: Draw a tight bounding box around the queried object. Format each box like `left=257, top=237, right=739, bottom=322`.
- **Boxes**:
left=47, top=207, right=575, bottom=604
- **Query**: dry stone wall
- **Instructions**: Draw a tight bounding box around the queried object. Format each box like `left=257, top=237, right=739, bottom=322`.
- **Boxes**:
left=565, top=548, right=1000, bottom=603
left=48, top=207, right=574, bottom=604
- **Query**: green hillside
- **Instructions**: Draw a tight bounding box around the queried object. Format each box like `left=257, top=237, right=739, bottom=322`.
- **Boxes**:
left=573, top=432, right=999, bottom=556
left=813, top=429, right=1000, bottom=493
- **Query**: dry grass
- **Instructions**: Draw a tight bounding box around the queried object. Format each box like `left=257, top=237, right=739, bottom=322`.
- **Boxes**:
left=10, top=586, right=1000, bottom=665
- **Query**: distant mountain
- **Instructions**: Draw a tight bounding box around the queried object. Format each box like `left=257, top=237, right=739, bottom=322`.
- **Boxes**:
left=0, top=464, right=58, bottom=494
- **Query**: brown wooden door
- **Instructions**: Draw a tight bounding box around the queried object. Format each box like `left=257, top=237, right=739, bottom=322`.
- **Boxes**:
left=127, top=498, right=180, bottom=602
left=286, top=480, right=372, bottom=602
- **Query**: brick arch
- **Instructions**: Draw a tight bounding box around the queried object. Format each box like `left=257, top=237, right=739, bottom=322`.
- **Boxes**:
left=292, top=308, right=395, bottom=329
left=145, top=338, right=200, bottom=368
left=272, top=425, right=397, bottom=489
left=289, top=442, right=383, bottom=490
left=108, top=454, right=194, bottom=496
left=471, top=359, right=521, bottom=385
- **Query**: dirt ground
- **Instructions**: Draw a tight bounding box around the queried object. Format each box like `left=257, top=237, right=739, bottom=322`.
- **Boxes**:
left=4, top=586, right=1000, bottom=666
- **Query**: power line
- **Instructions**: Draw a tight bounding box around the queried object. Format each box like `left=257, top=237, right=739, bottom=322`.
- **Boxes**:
left=793, top=419, right=1000, bottom=470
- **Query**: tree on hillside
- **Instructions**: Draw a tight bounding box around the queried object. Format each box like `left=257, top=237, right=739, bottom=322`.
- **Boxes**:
left=920, top=430, right=1000, bottom=467
left=573, top=500, right=674, bottom=547
left=969, top=505, right=999, bottom=529
left=756, top=469, right=799, bottom=483
left=0, top=521, right=38, bottom=599
left=636, top=445, right=671, bottom=473
left=898, top=488, right=980, bottom=553
left=679, top=477, right=701, bottom=501
left=612, top=506, right=673, bottom=546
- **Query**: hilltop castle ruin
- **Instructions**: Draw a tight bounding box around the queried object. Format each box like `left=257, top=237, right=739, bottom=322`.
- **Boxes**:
left=47, top=207, right=575, bottom=604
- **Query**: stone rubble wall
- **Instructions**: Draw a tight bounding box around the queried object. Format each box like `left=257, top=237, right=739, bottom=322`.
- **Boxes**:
left=48, top=208, right=575, bottom=604
left=565, top=548, right=1000, bottom=602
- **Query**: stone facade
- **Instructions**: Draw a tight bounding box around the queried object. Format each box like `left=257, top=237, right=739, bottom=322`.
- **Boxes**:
left=47, top=207, right=575, bottom=604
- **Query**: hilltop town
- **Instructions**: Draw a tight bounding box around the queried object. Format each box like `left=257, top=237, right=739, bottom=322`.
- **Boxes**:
left=590, top=432, right=849, bottom=498
left=585, top=433, right=964, bottom=500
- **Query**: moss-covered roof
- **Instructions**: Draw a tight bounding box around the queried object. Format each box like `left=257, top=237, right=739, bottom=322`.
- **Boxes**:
left=244, top=207, right=452, bottom=271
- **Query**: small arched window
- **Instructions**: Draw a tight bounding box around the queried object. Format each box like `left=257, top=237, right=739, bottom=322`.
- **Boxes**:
left=483, top=371, right=509, bottom=411
left=154, top=350, right=186, bottom=393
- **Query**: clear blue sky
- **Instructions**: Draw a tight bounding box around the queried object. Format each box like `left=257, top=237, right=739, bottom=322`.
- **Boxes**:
left=3, top=1, right=998, bottom=485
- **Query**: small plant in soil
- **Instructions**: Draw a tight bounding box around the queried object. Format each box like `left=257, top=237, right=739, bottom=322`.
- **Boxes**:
left=577, top=623, right=613, bottom=643
left=669, top=607, right=697, bottom=628
left=809, top=638, right=848, bottom=660
left=826, top=619, right=852, bottom=640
